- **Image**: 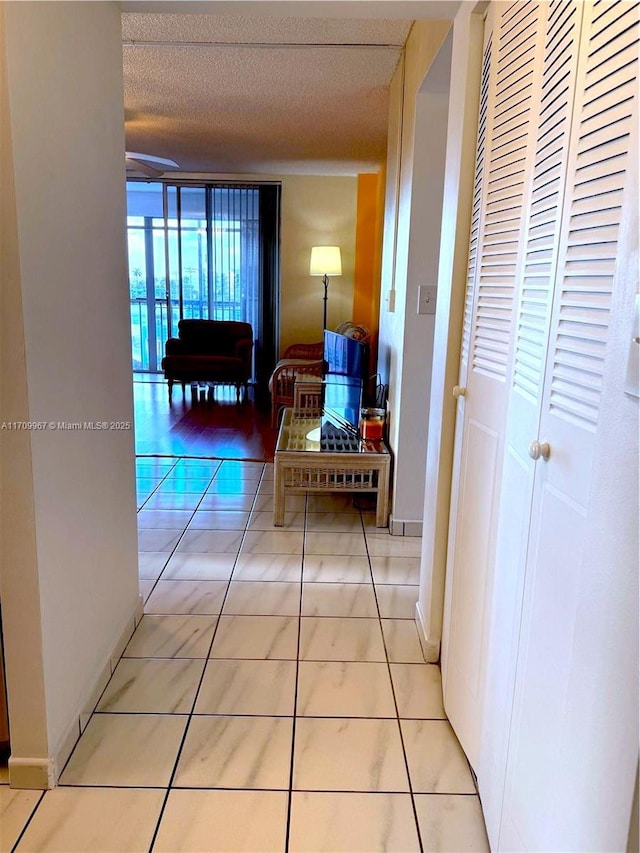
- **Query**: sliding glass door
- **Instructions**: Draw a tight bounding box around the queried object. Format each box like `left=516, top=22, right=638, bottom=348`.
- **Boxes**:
left=127, top=182, right=166, bottom=372
left=127, top=181, right=271, bottom=382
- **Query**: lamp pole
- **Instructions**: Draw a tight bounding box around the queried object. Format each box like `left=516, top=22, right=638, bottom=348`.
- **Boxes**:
left=310, top=246, right=341, bottom=332
left=322, top=273, right=329, bottom=331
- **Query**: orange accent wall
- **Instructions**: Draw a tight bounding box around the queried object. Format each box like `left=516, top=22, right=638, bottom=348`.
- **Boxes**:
left=353, top=171, right=385, bottom=370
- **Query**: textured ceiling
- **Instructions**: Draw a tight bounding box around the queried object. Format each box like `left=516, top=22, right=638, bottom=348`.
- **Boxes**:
left=122, top=13, right=417, bottom=176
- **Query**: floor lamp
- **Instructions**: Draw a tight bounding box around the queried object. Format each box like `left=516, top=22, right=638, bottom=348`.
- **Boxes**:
left=310, top=246, right=342, bottom=330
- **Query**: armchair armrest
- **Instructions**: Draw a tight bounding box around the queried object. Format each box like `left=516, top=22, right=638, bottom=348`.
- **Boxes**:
left=233, top=338, right=253, bottom=379
left=234, top=337, right=254, bottom=371
left=269, top=357, right=323, bottom=427
left=270, top=359, right=323, bottom=392
left=165, top=337, right=183, bottom=356
left=283, top=342, right=323, bottom=360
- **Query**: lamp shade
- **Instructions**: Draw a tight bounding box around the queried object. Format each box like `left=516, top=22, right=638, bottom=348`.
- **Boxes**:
left=310, top=246, right=342, bottom=277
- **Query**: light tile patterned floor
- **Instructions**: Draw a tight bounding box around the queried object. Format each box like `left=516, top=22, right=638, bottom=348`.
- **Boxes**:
left=1, top=457, right=489, bottom=853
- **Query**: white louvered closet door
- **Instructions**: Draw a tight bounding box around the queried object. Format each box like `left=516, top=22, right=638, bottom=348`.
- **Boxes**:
left=441, top=0, right=546, bottom=771
left=498, top=1, right=639, bottom=849
left=477, top=0, right=584, bottom=844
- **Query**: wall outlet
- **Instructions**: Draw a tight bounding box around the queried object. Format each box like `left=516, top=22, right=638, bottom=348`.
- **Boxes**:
left=417, top=285, right=437, bottom=315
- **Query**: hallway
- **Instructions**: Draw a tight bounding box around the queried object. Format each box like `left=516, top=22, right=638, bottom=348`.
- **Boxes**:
left=1, top=457, right=488, bottom=852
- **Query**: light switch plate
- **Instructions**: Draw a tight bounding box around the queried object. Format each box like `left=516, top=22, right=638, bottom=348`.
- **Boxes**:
left=417, top=285, right=437, bottom=315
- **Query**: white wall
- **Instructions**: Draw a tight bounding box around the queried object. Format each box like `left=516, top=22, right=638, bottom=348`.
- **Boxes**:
left=417, top=6, right=483, bottom=659
left=392, top=63, right=450, bottom=529
left=279, top=174, right=357, bottom=352
left=0, top=5, right=49, bottom=769
left=378, top=63, right=404, bottom=385
left=377, top=20, right=451, bottom=532
left=1, top=1, right=139, bottom=786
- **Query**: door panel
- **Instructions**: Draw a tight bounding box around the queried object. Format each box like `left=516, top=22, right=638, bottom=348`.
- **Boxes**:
left=443, top=0, right=546, bottom=770
left=498, top=2, right=639, bottom=848
left=477, top=444, right=535, bottom=845
left=447, top=1, right=638, bottom=848
left=446, top=419, right=499, bottom=709
left=500, top=483, right=587, bottom=851
left=442, top=13, right=494, bottom=715
left=478, top=3, right=583, bottom=842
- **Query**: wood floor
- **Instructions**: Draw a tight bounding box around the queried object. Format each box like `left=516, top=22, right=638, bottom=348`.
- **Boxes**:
left=134, top=376, right=277, bottom=460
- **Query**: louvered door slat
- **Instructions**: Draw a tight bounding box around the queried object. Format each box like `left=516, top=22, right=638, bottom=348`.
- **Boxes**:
left=589, top=0, right=638, bottom=45
left=572, top=185, right=624, bottom=211
left=560, top=274, right=613, bottom=291
left=587, top=50, right=637, bottom=87
left=473, top=0, right=542, bottom=380
left=502, top=1, right=537, bottom=35
left=583, top=95, right=636, bottom=127
left=461, top=34, right=493, bottom=367
left=512, top=0, right=581, bottom=402
left=548, top=0, right=637, bottom=428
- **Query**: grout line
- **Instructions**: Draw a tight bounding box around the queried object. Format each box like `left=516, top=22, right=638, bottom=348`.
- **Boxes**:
left=283, top=493, right=307, bottom=853
left=136, top=465, right=222, bottom=606
left=91, top=709, right=448, bottom=721
left=135, top=458, right=182, bottom=512
left=51, top=780, right=478, bottom=795
left=9, top=790, right=46, bottom=853
left=118, top=653, right=429, bottom=664
left=363, top=521, right=425, bottom=853
left=147, top=459, right=265, bottom=852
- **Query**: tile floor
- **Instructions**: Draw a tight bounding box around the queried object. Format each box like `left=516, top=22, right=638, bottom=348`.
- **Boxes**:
left=1, top=457, right=489, bottom=852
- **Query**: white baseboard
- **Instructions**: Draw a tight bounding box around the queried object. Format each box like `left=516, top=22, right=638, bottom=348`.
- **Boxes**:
left=79, top=660, right=113, bottom=736
left=7, top=756, right=55, bottom=790
left=415, top=600, right=440, bottom=663
left=109, top=593, right=144, bottom=675
left=9, top=594, right=143, bottom=790
left=389, top=516, right=424, bottom=537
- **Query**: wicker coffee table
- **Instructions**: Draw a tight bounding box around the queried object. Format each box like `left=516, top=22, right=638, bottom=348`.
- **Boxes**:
left=274, top=408, right=390, bottom=527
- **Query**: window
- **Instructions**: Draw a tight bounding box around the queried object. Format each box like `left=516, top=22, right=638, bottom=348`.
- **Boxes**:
left=127, top=181, right=279, bottom=384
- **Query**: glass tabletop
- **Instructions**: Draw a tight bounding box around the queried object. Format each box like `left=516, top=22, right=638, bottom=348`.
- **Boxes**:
left=277, top=409, right=388, bottom=455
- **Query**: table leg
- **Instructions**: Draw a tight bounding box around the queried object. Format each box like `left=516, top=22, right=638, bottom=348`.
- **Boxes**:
left=375, top=462, right=390, bottom=527
left=273, top=462, right=286, bottom=526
